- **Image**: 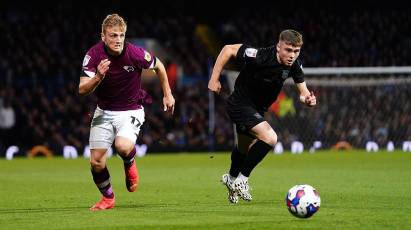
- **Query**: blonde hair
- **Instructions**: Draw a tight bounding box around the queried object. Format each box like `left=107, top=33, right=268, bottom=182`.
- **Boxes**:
left=279, top=29, right=303, bottom=47
left=101, top=14, right=127, bottom=34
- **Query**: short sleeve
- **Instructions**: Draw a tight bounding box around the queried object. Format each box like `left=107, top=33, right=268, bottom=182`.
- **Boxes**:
left=291, top=59, right=305, bottom=83
left=81, top=50, right=98, bottom=78
left=131, top=46, right=156, bottom=69
left=236, top=44, right=271, bottom=66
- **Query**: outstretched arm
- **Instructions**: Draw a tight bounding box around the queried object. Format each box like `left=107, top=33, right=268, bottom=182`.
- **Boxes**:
left=152, top=57, right=175, bottom=114
left=208, top=44, right=242, bottom=94
left=296, top=82, right=316, bottom=107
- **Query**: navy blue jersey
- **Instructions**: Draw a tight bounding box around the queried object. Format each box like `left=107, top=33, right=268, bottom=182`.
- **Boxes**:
left=230, top=44, right=304, bottom=111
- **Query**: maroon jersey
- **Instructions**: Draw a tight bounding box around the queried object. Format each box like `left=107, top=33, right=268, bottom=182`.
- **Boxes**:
left=81, top=41, right=155, bottom=111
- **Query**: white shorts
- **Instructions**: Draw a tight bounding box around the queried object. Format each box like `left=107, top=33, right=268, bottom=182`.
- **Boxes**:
left=89, top=106, right=145, bottom=149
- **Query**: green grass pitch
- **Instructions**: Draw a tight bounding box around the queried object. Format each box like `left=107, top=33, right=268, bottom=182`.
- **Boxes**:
left=1, top=150, right=410, bottom=229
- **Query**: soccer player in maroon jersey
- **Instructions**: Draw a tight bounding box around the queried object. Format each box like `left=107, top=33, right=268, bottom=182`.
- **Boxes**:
left=79, top=14, right=175, bottom=211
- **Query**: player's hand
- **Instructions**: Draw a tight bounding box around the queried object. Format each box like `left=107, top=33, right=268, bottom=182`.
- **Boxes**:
left=96, top=59, right=111, bottom=80
left=304, top=91, right=316, bottom=107
left=208, top=80, right=221, bottom=94
left=163, top=94, right=175, bottom=114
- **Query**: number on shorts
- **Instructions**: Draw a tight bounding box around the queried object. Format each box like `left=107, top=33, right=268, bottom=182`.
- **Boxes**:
left=130, top=116, right=141, bottom=128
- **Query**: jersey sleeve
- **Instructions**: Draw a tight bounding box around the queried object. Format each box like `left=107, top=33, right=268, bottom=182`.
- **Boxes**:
left=291, top=59, right=305, bottom=83
left=81, top=50, right=98, bottom=78
left=131, top=45, right=156, bottom=69
left=236, top=44, right=271, bottom=66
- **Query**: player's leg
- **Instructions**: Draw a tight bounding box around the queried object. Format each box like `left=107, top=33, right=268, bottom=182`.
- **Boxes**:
left=115, top=136, right=139, bottom=192
left=114, top=108, right=145, bottom=192
left=224, top=101, right=254, bottom=179
left=89, top=107, right=116, bottom=211
left=224, top=101, right=256, bottom=201
left=222, top=133, right=255, bottom=203
left=90, top=148, right=115, bottom=211
left=234, top=121, right=276, bottom=201
left=230, top=133, right=254, bottom=178
left=241, top=121, right=277, bottom=177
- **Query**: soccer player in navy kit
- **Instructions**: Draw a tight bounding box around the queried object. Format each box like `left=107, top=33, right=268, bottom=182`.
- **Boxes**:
left=208, top=30, right=316, bottom=203
left=79, top=14, right=175, bottom=211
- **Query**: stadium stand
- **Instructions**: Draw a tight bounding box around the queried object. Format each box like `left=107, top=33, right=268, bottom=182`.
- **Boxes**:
left=0, top=1, right=410, bottom=155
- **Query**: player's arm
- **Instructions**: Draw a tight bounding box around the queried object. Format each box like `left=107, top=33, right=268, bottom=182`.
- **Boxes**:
left=79, top=59, right=110, bottom=95
left=151, top=57, right=175, bottom=114
left=296, top=82, right=316, bottom=107
left=208, top=44, right=242, bottom=93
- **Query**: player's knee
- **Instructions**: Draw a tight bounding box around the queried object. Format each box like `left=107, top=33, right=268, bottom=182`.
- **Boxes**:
left=115, top=142, right=134, bottom=155
left=268, top=134, right=278, bottom=146
left=114, top=136, right=135, bottom=155
left=90, top=159, right=105, bottom=171
left=260, top=132, right=277, bottom=147
left=115, top=145, right=131, bottom=155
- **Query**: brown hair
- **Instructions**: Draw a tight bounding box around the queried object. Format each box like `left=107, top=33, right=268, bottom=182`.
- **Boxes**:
left=101, top=14, right=127, bottom=34
left=279, top=29, right=303, bottom=46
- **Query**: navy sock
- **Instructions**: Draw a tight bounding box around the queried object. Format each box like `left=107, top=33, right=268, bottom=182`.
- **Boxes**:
left=229, top=147, right=246, bottom=178
left=240, top=140, right=272, bottom=177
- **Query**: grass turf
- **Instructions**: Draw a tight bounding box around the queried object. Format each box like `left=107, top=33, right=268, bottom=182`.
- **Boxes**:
left=0, top=150, right=410, bottom=229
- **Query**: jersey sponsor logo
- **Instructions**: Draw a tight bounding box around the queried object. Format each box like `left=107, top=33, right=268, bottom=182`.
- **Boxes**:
left=281, top=70, right=290, bottom=79
left=253, top=112, right=263, bottom=119
left=123, top=66, right=135, bottom=72
left=245, top=48, right=258, bottom=58
left=82, top=55, right=91, bottom=67
left=144, top=51, right=152, bottom=62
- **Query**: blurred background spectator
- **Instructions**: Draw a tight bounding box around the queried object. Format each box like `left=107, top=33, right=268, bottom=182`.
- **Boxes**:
left=0, top=1, right=410, bottom=155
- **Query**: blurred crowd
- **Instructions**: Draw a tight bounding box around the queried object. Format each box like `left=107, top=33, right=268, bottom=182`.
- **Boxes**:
left=0, top=1, right=410, bottom=154
left=215, top=10, right=411, bottom=67
left=270, top=83, right=411, bottom=149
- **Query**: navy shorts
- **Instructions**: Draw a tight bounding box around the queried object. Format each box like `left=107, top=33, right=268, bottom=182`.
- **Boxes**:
left=225, top=96, right=265, bottom=135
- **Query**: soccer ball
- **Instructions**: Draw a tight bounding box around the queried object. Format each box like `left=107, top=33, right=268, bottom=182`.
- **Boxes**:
left=285, top=184, right=321, bottom=218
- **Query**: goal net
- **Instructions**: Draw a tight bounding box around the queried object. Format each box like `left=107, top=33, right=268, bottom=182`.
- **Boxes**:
left=218, top=67, right=411, bottom=153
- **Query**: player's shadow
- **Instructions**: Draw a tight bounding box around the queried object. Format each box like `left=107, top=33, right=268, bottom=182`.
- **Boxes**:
left=0, top=203, right=196, bottom=213
left=0, top=206, right=90, bottom=214
left=115, top=203, right=178, bottom=209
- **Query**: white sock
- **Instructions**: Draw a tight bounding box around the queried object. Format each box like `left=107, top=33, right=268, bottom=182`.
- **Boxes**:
left=237, top=172, right=248, bottom=181
left=229, top=174, right=236, bottom=181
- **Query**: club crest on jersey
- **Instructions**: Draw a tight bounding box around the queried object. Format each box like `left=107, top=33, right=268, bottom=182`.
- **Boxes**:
left=245, top=48, right=258, bottom=58
left=144, top=51, right=152, bottom=62
left=281, top=70, right=290, bottom=79
left=123, top=66, right=135, bottom=72
left=82, top=55, right=91, bottom=67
